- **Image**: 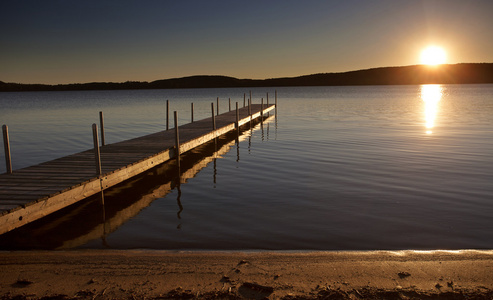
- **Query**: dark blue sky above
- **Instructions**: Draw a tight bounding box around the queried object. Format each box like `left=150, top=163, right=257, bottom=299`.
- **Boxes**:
left=1, top=0, right=492, bottom=84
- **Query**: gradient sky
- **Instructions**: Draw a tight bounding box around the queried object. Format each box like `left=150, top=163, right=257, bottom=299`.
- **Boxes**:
left=1, top=0, right=492, bottom=84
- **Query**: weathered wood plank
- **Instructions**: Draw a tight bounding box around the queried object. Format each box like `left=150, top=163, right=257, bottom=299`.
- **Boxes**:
left=0, top=205, right=19, bottom=211
left=0, top=178, right=88, bottom=185
left=0, top=195, right=46, bottom=202
left=0, top=178, right=102, bottom=229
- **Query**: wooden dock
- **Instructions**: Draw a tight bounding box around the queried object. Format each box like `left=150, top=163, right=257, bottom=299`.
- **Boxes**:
left=0, top=103, right=275, bottom=235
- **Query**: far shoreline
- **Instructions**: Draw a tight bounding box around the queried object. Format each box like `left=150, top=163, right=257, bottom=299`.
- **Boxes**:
left=1, top=63, right=492, bottom=92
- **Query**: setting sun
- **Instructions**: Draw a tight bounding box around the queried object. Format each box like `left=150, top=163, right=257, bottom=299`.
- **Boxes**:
left=420, top=46, right=447, bottom=65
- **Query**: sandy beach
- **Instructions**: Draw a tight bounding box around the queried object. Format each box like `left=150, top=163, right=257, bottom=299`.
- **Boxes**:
left=1, top=250, right=492, bottom=299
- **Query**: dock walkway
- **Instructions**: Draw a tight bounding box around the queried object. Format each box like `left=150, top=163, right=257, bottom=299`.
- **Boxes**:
left=0, top=104, right=275, bottom=235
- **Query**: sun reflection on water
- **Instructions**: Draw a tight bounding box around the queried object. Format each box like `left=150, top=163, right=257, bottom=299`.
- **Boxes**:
left=421, top=84, right=442, bottom=134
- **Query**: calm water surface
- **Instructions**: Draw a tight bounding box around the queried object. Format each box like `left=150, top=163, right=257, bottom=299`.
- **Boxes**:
left=0, top=85, right=492, bottom=250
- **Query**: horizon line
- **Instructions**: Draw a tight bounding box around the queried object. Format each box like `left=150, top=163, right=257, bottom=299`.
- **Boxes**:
left=2, top=62, right=492, bottom=86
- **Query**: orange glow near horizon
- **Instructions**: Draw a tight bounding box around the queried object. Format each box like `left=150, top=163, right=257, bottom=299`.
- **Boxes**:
left=421, top=84, right=442, bottom=134
left=420, top=46, right=447, bottom=65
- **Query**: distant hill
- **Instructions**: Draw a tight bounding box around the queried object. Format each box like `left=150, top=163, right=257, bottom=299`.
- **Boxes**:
left=1, top=63, right=492, bottom=92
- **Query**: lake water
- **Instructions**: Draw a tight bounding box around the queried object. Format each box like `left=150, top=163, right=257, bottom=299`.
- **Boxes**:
left=0, top=85, right=492, bottom=250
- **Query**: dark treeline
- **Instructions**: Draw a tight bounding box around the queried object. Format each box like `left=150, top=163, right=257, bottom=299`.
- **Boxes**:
left=1, top=63, right=492, bottom=92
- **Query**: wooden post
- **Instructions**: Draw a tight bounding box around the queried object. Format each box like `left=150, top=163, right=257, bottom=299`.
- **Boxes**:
left=266, top=92, right=270, bottom=116
left=261, top=98, right=264, bottom=119
left=191, top=102, right=194, bottom=123
left=275, top=90, right=278, bottom=115
left=235, top=102, right=239, bottom=130
left=229, top=98, right=231, bottom=111
left=166, top=100, right=169, bottom=130
left=92, top=124, right=102, bottom=176
left=211, top=102, right=216, bottom=130
left=216, top=97, right=219, bottom=115
left=243, top=93, right=246, bottom=107
left=249, top=90, right=252, bottom=120
left=235, top=102, right=240, bottom=157
left=2, top=125, right=12, bottom=174
left=174, top=111, right=180, bottom=169
left=99, top=111, right=105, bottom=146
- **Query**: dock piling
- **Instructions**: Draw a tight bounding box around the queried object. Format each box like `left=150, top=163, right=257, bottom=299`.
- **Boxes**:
left=174, top=111, right=180, bottom=169
left=92, top=124, right=102, bottom=176
left=235, top=102, right=239, bottom=129
left=2, top=125, right=12, bottom=174
left=261, top=98, right=264, bottom=119
left=191, top=103, right=194, bottom=123
left=166, top=100, right=170, bottom=130
left=211, top=103, right=216, bottom=130
left=275, top=90, right=278, bottom=115
left=216, top=97, right=219, bottom=115
left=99, top=111, right=105, bottom=146
left=248, top=98, right=251, bottom=116
left=229, top=98, right=231, bottom=112
left=267, top=93, right=270, bottom=116
left=243, top=93, right=246, bottom=107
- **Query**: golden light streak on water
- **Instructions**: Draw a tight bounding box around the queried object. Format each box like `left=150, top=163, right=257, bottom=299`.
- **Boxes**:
left=421, top=84, right=442, bottom=134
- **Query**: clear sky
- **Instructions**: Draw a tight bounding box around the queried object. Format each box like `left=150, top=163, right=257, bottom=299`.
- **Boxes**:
left=1, top=0, right=492, bottom=84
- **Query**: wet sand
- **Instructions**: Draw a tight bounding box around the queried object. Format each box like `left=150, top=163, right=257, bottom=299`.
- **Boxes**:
left=1, top=250, right=492, bottom=299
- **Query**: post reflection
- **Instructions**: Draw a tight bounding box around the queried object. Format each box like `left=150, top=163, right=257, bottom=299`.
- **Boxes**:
left=421, top=84, right=442, bottom=134
left=176, top=179, right=183, bottom=229
left=99, top=191, right=111, bottom=248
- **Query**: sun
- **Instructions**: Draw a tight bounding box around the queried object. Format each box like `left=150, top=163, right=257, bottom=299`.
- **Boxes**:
left=420, top=46, right=447, bottom=65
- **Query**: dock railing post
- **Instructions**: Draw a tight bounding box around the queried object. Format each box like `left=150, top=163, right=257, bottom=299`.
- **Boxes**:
left=211, top=103, right=216, bottom=131
left=92, top=124, right=102, bottom=176
left=275, top=90, right=278, bottom=115
left=235, top=102, right=240, bottom=156
left=174, top=111, right=180, bottom=169
left=166, top=100, right=169, bottom=130
left=99, top=111, right=105, bottom=146
left=235, top=102, right=239, bottom=130
left=248, top=98, right=251, bottom=117
left=216, top=97, right=219, bottom=115
left=243, top=93, right=246, bottom=107
left=191, top=102, right=194, bottom=123
left=249, top=90, right=252, bottom=120
left=2, top=125, right=12, bottom=174
left=229, top=98, right=231, bottom=111
left=261, top=97, right=264, bottom=119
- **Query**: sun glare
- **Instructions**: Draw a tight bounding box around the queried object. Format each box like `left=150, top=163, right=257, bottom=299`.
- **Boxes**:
left=421, top=84, right=442, bottom=134
left=420, top=46, right=447, bottom=65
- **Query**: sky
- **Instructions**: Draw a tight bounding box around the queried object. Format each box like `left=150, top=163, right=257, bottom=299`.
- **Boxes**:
left=1, top=0, right=492, bottom=84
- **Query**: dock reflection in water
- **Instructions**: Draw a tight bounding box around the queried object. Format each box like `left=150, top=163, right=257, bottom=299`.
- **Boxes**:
left=0, top=116, right=274, bottom=250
